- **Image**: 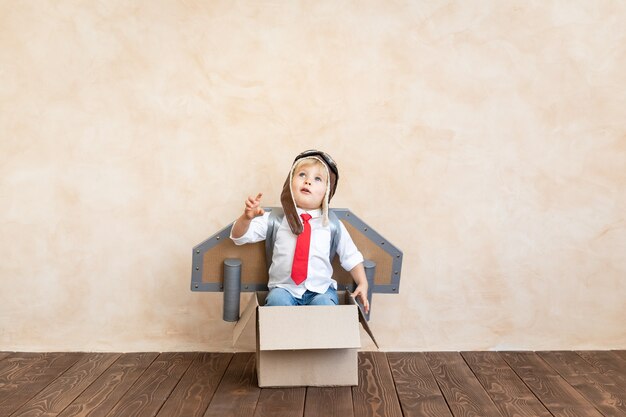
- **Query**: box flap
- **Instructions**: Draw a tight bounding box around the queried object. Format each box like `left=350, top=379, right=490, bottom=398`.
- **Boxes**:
left=358, top=308, right=379, bottom=349
left=258, top=305, right=360, bottom=351
left=232, top=293, right=260, bottom=347
left=345, top=291, right=380, bottom=349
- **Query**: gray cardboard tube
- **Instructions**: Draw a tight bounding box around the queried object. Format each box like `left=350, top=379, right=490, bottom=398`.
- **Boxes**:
left=223, top=258, right=242, bottom=322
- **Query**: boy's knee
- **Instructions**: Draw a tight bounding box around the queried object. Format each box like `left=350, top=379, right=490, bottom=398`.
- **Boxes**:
left=310, top=292, right=338, bottom=306
left=265, top=288, right=296, bottom=306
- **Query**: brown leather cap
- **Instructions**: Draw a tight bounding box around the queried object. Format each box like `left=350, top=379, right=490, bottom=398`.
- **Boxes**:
left=280, top=150, right=338, bottom=235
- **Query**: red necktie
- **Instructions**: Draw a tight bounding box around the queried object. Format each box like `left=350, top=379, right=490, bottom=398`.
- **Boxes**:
left=291, top=213, right=312, bottom=285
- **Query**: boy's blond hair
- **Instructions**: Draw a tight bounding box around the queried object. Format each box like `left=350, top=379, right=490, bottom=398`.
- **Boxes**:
left=292, top=158, right=328, bottom=181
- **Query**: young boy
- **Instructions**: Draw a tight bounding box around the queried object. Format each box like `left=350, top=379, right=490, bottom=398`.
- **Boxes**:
left=230, top=150, right=370, bottom=313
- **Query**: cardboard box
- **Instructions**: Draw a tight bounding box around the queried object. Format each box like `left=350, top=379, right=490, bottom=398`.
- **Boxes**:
left=234, top=291, right=377, bottom=387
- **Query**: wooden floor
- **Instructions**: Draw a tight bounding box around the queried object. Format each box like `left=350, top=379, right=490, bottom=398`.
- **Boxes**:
left=0, top=351, right=624, bottom=417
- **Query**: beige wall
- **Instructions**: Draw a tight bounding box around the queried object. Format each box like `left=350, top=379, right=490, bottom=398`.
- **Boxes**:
left=1, top=1, right=625, bottom=352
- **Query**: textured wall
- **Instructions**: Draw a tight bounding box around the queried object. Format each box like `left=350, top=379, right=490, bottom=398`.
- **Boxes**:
left=1, top=1, right=625, bottom=351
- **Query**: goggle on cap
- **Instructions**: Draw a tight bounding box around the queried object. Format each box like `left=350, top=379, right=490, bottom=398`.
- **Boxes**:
left=280, top=150, right=339, bottom=235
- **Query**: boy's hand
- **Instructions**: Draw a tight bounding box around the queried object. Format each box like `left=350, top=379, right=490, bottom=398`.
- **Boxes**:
left=244, top=193, right=264, bottom=220
left=352, top=284, right=369, bottom=314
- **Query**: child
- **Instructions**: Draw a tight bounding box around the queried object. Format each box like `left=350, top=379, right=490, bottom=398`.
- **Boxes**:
left=230, top=150, right=370, bottom=313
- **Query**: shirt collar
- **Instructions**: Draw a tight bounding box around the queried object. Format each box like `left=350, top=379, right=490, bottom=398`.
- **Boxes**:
left=296, top=207, right=322, bottom=219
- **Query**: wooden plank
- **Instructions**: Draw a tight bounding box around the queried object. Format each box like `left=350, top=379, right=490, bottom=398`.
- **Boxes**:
left=352, top=352, right=403, bottom=417
left=10, top=353, right=120, bottom=417
left=613, top=351, right=626, bottom=362
left=462, top=351, right=552, bottom=417
left=537, top=351, right=598, bottom=377
left=539, top=351, right=626, bottom=417
left=501, top=351, right=604, bottom=417
left=0, top=353, right=83, bottom=416
left=577, top=351, right=626, bottom=386
left=156, top=353, right=233, bottom=417
left=0, top=353, right=61, bottom=404
left=304, top=387, right=354, bottom=417
left=253, top=387, right=306, bottom=417
left=203, top=352, right=261, bottom=417
left=387, top=352, right=452, bottom=417
left=0, top=353, right=51, bottom=381
left=424, top=352, right=503, bottom=417
left=104, top=352, right=195, bottom=417
left=0, top=352, right=12, bottom=361
left=56, top=352, right=158, bottom=417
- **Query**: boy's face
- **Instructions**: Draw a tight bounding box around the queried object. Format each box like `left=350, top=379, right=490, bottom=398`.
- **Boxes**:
left=291, top=161, right=327, bottom=210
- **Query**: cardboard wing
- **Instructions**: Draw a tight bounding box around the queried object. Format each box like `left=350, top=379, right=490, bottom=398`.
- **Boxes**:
left=192, top=208, right=403, bottom=297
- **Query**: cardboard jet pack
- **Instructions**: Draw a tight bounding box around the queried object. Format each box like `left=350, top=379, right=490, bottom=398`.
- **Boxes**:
left=191, top=208, right=402, bottom=387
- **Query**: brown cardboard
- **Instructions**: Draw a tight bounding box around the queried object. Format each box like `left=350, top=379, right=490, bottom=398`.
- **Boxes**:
left=234, top=290, right=376, bottom=387
left=257, top=305, right=360, bottom=350
left=232, top=292, right=258, bottom=348
left=257, top=349, right=358, bottom=387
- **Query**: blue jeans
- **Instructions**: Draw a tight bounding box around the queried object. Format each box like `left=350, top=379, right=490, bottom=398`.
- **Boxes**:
left=265, top=287, right=339, bottom=306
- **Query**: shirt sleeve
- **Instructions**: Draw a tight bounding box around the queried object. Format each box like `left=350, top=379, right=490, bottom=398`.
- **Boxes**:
left=336, top=221, right=364, bottom=271
left=230, top=212, right=270, bottom=245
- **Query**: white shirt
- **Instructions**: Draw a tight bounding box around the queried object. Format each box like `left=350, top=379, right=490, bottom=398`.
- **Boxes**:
left=230, top=208, right=364, bottom=298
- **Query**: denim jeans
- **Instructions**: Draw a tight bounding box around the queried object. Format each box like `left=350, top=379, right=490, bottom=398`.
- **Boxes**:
left=265, top=287, right=339, bottom=306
